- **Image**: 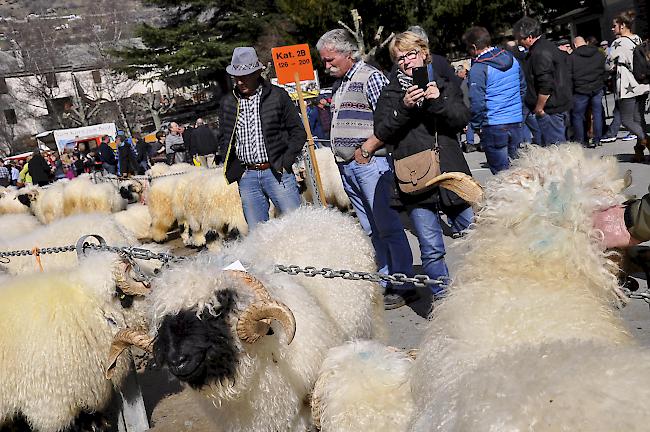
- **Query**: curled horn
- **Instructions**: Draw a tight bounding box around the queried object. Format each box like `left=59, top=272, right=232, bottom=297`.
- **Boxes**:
left=113, top=260, right=150, bottom=296
left=424, top=172, right=483, bottom=205
left=105, top=328, right=153, bottom=379
left=225, top=270, right=296, bottom=345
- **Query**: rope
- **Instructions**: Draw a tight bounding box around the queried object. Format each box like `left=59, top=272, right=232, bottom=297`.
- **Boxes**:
left=31, top=247, right=44, bottom=272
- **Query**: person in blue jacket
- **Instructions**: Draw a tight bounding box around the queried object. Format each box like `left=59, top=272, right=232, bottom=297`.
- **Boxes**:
left=463, top=26, right=526, bottom=174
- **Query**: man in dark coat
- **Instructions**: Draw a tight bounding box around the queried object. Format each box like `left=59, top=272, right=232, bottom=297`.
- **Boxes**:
left=98, top=135, right=117, bottom=175
left=220, top=47, right=305, bottom=229
left=568, top=36, right=608, bottom=147
left=513, top=16, right=572, bottom=145
left=190, top=118, right=219, bottom=168
left=27, top=150, right=52, bottom=186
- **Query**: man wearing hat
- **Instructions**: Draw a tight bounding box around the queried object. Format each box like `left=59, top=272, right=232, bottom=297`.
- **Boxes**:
left=221, top=46, right=305, bottom=229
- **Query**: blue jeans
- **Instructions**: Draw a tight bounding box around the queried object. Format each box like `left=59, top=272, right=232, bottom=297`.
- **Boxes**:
left=407, top=205, right=449, bottom=294
left=338, top=156, right=413, bottom=278
left=466, top=124, right=475, bottom=145
left=523, top=107, right=541, bottom=145
left=442, top=203, right=474, bottom=234
left=536, top=112, right=567, bottom=145
left=480, top=123, right=523, bottom=174
left=238, top=169, right=301, bottom=229
left=571, top=90, right=604, bottom=144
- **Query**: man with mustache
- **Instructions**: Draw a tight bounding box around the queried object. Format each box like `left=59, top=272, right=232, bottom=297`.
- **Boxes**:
left=317, top=29, right=414, bottom=309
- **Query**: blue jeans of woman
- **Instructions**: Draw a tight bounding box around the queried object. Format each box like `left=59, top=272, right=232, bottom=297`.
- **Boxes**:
left=238, top=168, right=301, bottom=229
left=407, top=203, right=473, bottom=294
left=338, top=156, right=413, bottom=279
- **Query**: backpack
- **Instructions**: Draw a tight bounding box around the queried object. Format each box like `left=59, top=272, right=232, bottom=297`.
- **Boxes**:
left=627, top=37, right=650, bottom=84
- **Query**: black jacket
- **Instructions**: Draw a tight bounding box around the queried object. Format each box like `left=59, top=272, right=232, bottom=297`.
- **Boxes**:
left=374, top=76, right=472, bottom=208
left=98, top=142, right=117, bottom=166
left=28, top=154, right=52, bottom=184
left=190, top=125, right=219, bottom=156
left=523, top=36, right=572, bottom=114
left=221, top=79, right=306, bottom=184
left=568, top=45, right=607, bottom=95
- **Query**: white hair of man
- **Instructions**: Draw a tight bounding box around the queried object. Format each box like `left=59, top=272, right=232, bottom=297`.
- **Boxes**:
left=195, top=118, right=205, bottom=127
left=316, top=29, right=361, bottom=60
left=407, top=25, right=429, bottom=45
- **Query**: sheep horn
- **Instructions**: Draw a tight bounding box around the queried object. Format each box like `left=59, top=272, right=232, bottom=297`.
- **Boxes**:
left=237, top=301, right=296, bottom=345
left=623, top=170, right=633, bottom=190
left=113, top=261, right=151, bottom=296
left=424, top=172, right=483, bottom=205
left=223, top=270, right=271, bottom=302
left=105, top=328, right=153, bottom=379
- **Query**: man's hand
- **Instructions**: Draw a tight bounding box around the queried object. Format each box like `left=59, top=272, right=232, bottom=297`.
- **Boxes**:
left=354, top=146, right=371, bottom=164
left=593, top=205, right=641, bottom=248
left=403, top=85, right=425, bottom=108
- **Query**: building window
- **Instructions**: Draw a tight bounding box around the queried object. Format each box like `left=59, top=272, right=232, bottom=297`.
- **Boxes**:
left=45, top=72, right=58, bottom=88
left=0, top=77, right=7, bottom=94
left=3, top=109, right=17, bottom=125
left=92, top=70, right=102, bottom=84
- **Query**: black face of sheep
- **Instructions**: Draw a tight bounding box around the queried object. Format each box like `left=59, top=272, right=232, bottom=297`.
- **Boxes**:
left=119, top=184, right=140, bottom=203
left=16, top=193, right=32, bottom=207
left=154, top=290, right=240, bottom=388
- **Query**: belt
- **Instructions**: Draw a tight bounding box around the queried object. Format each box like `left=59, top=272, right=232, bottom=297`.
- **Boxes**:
left=245, top=162, right=271, bottom=170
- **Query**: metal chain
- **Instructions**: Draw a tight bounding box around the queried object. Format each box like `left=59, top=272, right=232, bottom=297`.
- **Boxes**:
left=0, top=244, right=77, bottom=257
left=274, top=264, right=449, bottom=288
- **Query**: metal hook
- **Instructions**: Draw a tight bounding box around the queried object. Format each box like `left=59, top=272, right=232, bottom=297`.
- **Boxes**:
left=75, top=234, right=107, bottom=260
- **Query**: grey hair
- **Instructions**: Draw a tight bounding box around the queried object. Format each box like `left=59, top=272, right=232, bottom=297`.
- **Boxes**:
left=316, top=29, right=361, bottom=60
left=195, top=118, right=205, bottom=126
left=407, top=26, right=429, bottom=44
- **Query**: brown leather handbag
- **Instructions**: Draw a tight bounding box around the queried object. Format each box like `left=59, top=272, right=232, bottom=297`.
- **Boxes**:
left=394, top=146, right=441, bottom=194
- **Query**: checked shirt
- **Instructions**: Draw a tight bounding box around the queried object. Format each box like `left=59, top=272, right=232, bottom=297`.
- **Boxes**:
left=235, top=87, right=269, bottom=164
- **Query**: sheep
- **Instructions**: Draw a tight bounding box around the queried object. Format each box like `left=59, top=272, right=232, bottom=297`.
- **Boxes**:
left=113, top=205, right=385, bottom=431
left=0, top=213, right=41, bottom=240
left=314, top=144, right=650, bottom=431
left=147, top=164, right=200, bottom=242
left=17, top=177, right=127, bottom=224
left=0, top=213, right=138, bottom=275
left=0, top=187, right=32, bottom=215
left=0, top=252, right=151, bottom=432
left=113, top=203, right=153, bottom=241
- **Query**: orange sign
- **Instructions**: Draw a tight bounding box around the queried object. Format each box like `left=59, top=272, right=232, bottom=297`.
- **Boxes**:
left=272, top=44, right=315, bottom=85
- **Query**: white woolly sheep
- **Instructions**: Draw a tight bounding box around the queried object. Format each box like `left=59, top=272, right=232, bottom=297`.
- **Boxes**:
left=0, top=252, right=150, bottom=432
left=0, top=213, right=138, bottom=275
left=116, top=205, right=385, bottom=431
left=17, top=176, right=127, bottom=224
left=0, top=187, right=32, bottom=215
left=113, top=203, right=153, bottom=241
left=0, top=213, right=41, bottom=240
left=314, top=144, right=650, bottom=431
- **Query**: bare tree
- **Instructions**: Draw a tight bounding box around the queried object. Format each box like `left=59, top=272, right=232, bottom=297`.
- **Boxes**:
left=337, top=9, right=395, bottom=62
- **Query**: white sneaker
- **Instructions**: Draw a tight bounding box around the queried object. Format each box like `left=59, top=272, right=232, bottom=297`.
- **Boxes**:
left=622, top=134, right=638, bottom=141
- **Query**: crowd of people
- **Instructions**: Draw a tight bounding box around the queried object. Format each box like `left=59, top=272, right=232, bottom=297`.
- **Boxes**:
left=219, top=11, right=649, bottom=311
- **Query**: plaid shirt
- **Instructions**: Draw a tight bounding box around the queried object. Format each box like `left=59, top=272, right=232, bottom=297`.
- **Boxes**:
left=0, top=166, right=9, bottom=180
left=338, top=60, right=389, bottom=111
left=235, top=87, right=268, bottom=164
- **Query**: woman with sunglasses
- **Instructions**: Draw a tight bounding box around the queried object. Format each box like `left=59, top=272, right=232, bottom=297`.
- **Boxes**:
left=374, top=31, right=475, bottom=301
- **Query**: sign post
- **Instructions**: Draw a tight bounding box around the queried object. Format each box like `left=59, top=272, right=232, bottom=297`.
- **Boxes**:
left=272, top=44, right=327, bottom=206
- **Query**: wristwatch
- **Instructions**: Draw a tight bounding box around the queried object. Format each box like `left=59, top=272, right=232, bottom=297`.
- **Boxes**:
left=360, top=147, right=371, bottom=158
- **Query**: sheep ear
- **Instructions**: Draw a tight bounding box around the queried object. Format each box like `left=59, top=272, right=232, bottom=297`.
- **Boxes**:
left=105, top=328, right=153, bottom=379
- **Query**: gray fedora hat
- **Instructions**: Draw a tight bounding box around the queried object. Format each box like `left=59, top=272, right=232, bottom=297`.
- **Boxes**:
left=226, top=47, right=263, bottom=76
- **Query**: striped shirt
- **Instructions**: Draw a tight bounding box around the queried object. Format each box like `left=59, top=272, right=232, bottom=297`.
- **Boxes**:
left=235, top=87, right=268, bottom=164
left=0, top=166, right=9, bottom=181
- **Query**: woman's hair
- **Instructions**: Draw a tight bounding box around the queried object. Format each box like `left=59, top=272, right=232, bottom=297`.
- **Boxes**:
left=156, top=131, right=166, bottom=140
left=614, top=10, right=635, bottom=30
left=389, top=31, right=431, bottom=63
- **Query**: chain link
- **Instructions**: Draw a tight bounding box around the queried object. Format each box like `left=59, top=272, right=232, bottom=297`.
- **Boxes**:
left=274, top=264, right=449, bottom=288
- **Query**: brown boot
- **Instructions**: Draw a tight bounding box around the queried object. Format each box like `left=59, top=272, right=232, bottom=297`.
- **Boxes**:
left=633, top=138, right=647, bottom=163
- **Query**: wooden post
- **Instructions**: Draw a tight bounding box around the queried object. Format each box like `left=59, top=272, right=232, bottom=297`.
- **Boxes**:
left=294, top=72, right=327, bottom=206
left=116, top=356, right=149, bottom=432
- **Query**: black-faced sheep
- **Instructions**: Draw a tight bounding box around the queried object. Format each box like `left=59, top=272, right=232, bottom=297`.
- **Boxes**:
left=0, top=252, right=150, bottom=432
left=113, top=206, right=386, bottom=431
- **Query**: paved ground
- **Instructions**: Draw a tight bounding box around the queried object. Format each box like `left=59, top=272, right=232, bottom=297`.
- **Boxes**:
left=142, top=133, right=650, bottom=430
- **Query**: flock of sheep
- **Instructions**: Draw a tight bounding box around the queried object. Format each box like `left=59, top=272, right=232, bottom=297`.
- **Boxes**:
left=0, top=144, right=649, bottom=431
